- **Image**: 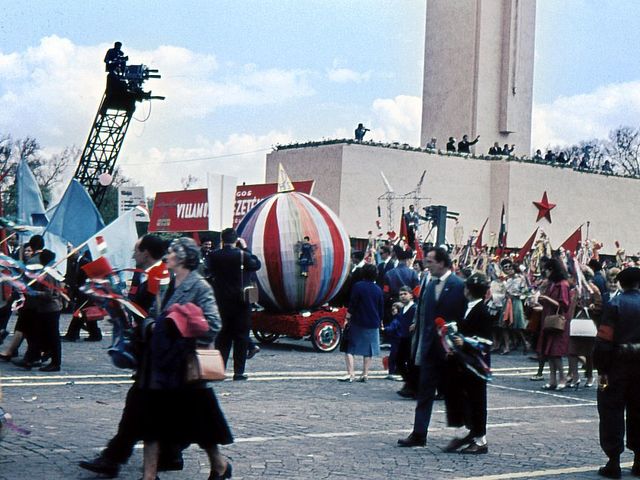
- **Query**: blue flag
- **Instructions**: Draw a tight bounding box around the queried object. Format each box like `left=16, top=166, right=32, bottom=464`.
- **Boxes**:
left=16, top=157, right=47, bottom=226
left=44, top=180, right=105, bottom=246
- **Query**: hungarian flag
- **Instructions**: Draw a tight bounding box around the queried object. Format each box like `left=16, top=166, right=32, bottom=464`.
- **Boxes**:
left=497, top=204, right=507, bottom=254
left=561, top=225, right=583, bottom=254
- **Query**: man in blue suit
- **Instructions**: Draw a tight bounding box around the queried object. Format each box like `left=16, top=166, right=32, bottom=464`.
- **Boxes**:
left=398, top=247, right=467, bottom=447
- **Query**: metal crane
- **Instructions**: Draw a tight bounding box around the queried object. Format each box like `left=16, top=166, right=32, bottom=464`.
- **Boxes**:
left=73, top=61, right=164, bottom=207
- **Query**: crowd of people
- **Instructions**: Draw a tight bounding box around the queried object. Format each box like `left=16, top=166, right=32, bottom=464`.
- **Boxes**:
left=336, top=235, right=639, bottom=476
left=0, top=228, right=263, bottom=479
left=2, top=224, right=640, bottom=478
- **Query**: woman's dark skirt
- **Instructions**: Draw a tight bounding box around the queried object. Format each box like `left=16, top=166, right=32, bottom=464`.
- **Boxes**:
left=142, top=386, right=233, bottom=448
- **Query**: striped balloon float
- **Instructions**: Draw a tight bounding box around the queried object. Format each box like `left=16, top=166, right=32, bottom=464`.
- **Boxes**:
left=237, top=191, right=350, bottom=313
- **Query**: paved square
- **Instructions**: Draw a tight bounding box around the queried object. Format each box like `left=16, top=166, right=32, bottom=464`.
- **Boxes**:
left=0, top=316, right=633, bottom=479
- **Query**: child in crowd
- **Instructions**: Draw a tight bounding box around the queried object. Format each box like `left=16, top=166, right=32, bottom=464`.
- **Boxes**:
left=383, top=286, right=417, bottom=392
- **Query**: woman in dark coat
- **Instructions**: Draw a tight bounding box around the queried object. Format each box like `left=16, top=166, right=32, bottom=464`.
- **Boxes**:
left=537, top=258, right=572, bottom=390
left=142, top=238, right=232, bottom=480
left=339, top=263, right=384, bottom=382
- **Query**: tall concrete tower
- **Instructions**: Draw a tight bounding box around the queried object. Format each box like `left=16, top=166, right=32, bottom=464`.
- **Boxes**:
left=420, top=0, right=536, bottom=155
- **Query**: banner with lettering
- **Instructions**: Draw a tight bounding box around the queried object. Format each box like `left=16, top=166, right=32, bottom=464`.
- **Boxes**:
left=149, top=181, right=315, bottom=232
left=233, top=180, right=314, bottom=227
left=148, top=189, right=208, bottom=232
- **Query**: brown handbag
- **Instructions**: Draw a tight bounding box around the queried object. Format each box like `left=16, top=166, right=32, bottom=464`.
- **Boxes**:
left=543, top=307, right=566, bottom=333
left=185, top=349, right=226, bottom=383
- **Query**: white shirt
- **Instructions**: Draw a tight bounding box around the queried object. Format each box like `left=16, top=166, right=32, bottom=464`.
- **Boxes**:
left=464, top=298, right=482, bottom=319
left=433, top=270, right=452, bottom=301
left=402, top=300, right=415, bottom=314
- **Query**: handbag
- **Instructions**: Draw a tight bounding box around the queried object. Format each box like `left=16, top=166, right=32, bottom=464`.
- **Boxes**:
left=569, top=307, right=597, bottom=337
left=543, top=307, right=566, bottom=333
left=240, top=250, right=259, bottom=304
left=185, top=349, right=226, bottom=383
left=339, top=323, right=351, bottom=353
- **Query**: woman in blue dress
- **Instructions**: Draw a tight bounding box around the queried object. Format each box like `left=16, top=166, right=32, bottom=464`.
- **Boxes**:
left=339, top=263, right=384, bottom=382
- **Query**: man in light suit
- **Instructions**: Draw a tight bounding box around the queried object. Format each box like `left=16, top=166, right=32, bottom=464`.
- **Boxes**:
left=398, top=247, right=467, bottom=447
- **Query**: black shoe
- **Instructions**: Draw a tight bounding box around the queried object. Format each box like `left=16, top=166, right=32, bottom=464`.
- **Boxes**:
left=84, top=336, right=103, bottom=342
left=233, top=374, right=248, bottom=381
left=158, top=457, right=184, bottom=472
left=209, top=461, right=233, bottom=480
left=396, top=387, right=416, bottom=399
left=79, top=456, right=120, bottom=478
left=460, top=441, right=488, bottom=454
left=397, top=432, right=426, bottom=447
left=39, top=363, right=61, bottom=372
left=247, top=344, right=260, bottom=359
left=61, top=336, right=79, bottom=342
left=12, top=358, right=40, bottom=369
left=598, top=460, right=622, bottom=479
left=0, top=352, right=16, bottom=362
left=442, top=434, right=473, bottom=453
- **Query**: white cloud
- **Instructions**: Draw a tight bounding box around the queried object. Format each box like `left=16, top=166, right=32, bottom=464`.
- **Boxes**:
left=0, top=35, right=315, bottom=145
left=118, top=130, right=294, bottom=194
left=533, top=81, right=640, bottom=148
left=327, top=67, right=371, bottom=83
left=0, top=36, right=315, bottom=199
left=369, top=94, right=421, bottom=145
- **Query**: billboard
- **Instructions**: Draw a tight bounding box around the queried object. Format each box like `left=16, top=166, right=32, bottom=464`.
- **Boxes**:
left=118, top=186, right=149, bottom=221
left=233, top=180, right=314, bottom=227
left=149, top=180, right=315, bottom=232
left=148, top=188, right=208, bottom=232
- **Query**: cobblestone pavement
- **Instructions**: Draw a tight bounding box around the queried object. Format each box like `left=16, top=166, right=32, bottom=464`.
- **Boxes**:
left=0, top=316, right=634, bottom=479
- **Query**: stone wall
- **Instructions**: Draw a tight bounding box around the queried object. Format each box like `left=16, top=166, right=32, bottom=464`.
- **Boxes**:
left=267, top=143, right=639, bottom=255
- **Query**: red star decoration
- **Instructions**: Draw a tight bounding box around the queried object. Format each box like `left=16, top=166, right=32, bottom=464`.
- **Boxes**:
left=533, top=191, right=556, bottom=223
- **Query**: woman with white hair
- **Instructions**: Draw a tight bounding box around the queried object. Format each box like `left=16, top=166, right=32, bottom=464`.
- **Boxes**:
left=141, top=237, right=233, bottom=480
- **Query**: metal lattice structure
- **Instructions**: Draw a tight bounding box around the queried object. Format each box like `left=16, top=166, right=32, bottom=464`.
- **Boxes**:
left=377, top=170, right=430, bottom=232
left=73, top=96, right=134, bottom=206
left=73, top=63, right=162, bottom=207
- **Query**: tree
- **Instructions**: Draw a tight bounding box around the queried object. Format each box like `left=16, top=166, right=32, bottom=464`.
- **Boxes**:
left=606, top=126, right=640, bottom=176
left=0, top=134, right=79, bottom=216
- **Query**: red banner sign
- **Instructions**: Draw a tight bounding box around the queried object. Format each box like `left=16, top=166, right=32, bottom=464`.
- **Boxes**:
left=233, top=180, right=314, bottom=227
left=149, top=180, right=315, bottom=232
left=149, top=189, right=209, bottom=232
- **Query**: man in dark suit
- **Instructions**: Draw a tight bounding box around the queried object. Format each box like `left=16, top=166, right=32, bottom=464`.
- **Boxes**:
left=208, top=228, right=261, bottom=380
left=398, top=247, right=467, bottom=447
left=458, top=134, right=480, bottom=154
left=376, top=245, right=395, bottom=287
left=383, top=249, right=420, bottom=301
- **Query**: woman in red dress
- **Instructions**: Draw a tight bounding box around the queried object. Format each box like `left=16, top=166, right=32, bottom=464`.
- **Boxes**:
left=537, top=258, right=573, bottom=390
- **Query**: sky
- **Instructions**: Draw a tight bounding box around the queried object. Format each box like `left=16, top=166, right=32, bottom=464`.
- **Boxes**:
left=1, top=1, right=640, bottom=199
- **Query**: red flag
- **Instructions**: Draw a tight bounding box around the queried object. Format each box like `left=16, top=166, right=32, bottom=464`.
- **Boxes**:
left=399, top=210, right=408, bottom=241
left=560, top=225, right=583, bottom=254
left=474, top=218, right=488, bottom=249
left=81, top=256, right=114, bottom=279
left=515, top=228, right=539, bottom=263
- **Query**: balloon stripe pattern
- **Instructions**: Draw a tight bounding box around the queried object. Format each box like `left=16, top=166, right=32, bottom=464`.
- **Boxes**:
left=237, top=191, right=350, bottom=313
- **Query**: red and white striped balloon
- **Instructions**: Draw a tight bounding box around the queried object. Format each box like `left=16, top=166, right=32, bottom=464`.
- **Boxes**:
left=237, top=191, right=350, bottom=313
